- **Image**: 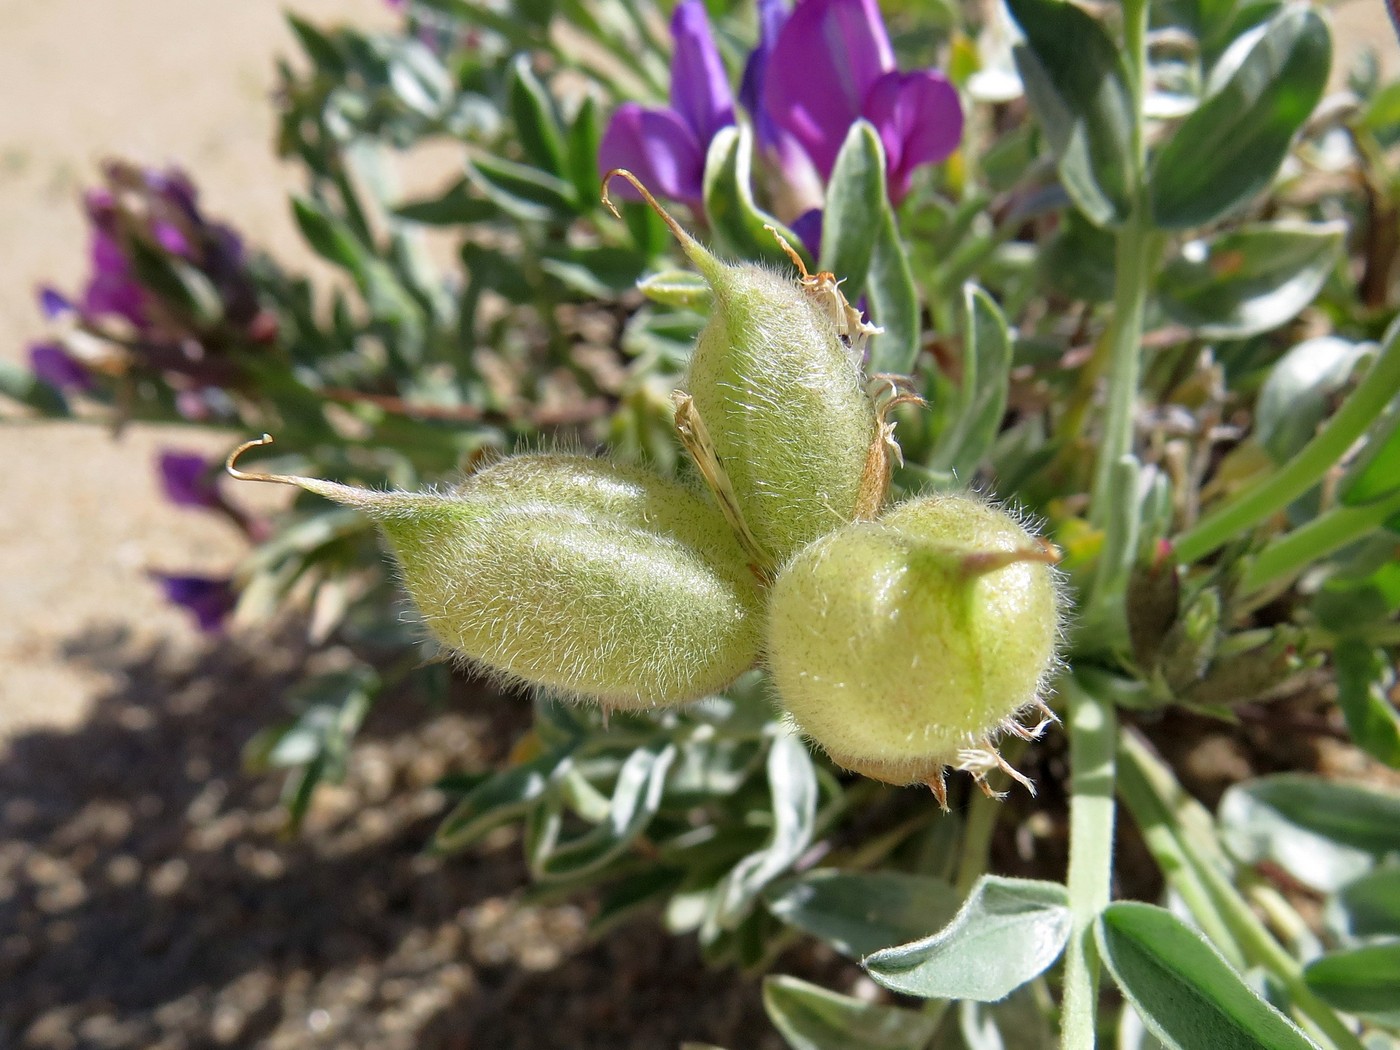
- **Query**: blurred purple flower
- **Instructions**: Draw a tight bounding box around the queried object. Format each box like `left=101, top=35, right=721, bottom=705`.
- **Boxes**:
left=83, top=223, right=147, bottom=326
left=28, top=342, right=93, bottom=392
left=38, top=287, right=73, bottom=320
left=158, top=450, right=222, bottom=510
left=598, top=0, right=735, bottom=209
left=762, top=0, right=962, bottom=202
left=154, top=574, right=236, bottom=633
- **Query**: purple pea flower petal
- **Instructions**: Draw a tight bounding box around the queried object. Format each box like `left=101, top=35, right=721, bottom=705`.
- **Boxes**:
left=862, top=69, right=963, bottom=203
left=740, top=0, right=790, bottom=153
left=84, top=230, right=145, bottom=324
left=157, top=450, right=221, bottom=510
left=28, top=342, right=93, bottom=392
left=153, top=220, right=192, bottom=258
left=764, top=0, right=895, bottom=180
left=38, top=286, right=74, bottom=319
left=154, top=573, right=237, bottom=633
left=669, top=0, right=735, bottom=145
left=789, top=208, right=824, bottom=259
left=598, top=103, right=708, bottom=209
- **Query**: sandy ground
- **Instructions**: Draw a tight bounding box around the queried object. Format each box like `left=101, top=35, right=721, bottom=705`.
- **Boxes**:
left=0, top=0, right=390, bottom=736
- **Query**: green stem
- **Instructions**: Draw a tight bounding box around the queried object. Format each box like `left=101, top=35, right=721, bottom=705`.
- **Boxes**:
left=1174, top=322, right=1400, bottom=565
left=1117, top=734, right=1367, bottom=1050
left=1243, top=486, right=1400, bottom=592
left=1115, top=737, right=1248, bottom=969
left=1061, top=679, right=1118, bottom=1050
left=1089, top=217, right=1160, bottom=537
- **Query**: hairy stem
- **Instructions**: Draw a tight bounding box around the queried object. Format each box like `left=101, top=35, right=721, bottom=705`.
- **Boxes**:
left=1061, top=679, right=1118, bottom=1050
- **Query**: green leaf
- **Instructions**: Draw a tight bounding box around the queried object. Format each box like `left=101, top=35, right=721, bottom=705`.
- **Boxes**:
left=863, top=876, right=1071, bottom=1001
left=1005, top=0, right=1136, bottom=226
left=1360, top=80, right=1400, bottom=136
left=1150, top=8, right=1331, bottom=228
left=293, top=196, right=367, bottom=277
left=929, top=285, right=1013, bottom=476
left=1219, top=774, right=1400, bottom=892
left=866, top=207, right=920, bottom=375
left=591, top=867, right=687, bottom=936
left=0, top=360, right=71, bottom=415
left=1097, top=902, right=1319, bottom=1050
left=534, top=744, right=676, bottom=879
left=564, top=95, right=603, bottom=213
left=1343, top=406, right=1400, bottom=506
left=1330, top=869, right=1400, bottom=940
left=1304, top=942, right=1400, bottom=1027
left=702, top=125, right=809, bottom=269
left=1037, top=208, right=1117, bottom=303
left=1254, top=338, right=1372, bottom=463
left=763, top=975, right=942, bottom=1050
left=386, top=39, right=453, bottom=118
left=1334, top=639, right=1400, bottom=768
left=466, top=154, right=578, bottom=221
left=764, top=870, right=960, bottom=959
left=249, top=666, right=380, bottom=833
left=957, top=988, right=1056, bottom=1050
left=1157, top=222, right=1344, bottom=340
left=433, top=750, right=567, bottom=853
left=393, top=178, right=499, bottom=225
left=819, top=121, right=884, bottom=296
left=540, top=245, right=649, bottom=297
left=286, top=13, right=345, bottom=76
left=637, top=270, right=712, bottom=308
left=507, top=54, right=568, bottom=177
left=707, top=733, right=819, bottom=932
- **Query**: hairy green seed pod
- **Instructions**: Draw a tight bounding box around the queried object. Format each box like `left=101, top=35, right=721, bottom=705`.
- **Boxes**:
left=230, top=441, right=763, bottom=709
left=685, top=262, right=876, bottom=566
left=766, top=493, right=1062, bottom=799
left=603, top=171, right=881, bottom=571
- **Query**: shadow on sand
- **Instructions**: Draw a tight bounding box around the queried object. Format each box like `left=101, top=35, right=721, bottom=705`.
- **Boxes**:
left=1, top=627, right=790, bottom=1050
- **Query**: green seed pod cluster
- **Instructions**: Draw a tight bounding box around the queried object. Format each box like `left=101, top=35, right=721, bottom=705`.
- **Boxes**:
left=767, top=493, right=1062, bottom=802
left=230, top=442, right=763, bottom=710
left=231, top=175, right=1065, bottom=801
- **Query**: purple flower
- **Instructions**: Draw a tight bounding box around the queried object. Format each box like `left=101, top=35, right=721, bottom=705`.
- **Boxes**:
left=762, top=0, right=962, bottom=202
left=154, top=574, right=237, bottom=633
left=598, top=0, right=735, bottom=209
left=38, top=287, right=73, bottom=320
left=83, top=227, right=146, bottom=326
left=157, top=451, right=222, bottom=510
left=28, top=342, right=93, bottom=392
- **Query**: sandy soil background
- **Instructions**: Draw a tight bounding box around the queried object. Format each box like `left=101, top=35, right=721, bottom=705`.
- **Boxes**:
left=0, top=0, right=394, bottom=735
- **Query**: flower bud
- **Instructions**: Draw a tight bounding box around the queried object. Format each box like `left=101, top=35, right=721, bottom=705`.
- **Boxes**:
left=766, top=493, right=1062, bottom=803
left=603, top=170, right=882, bottom=571
left=230, top=440, right=763, bottom=709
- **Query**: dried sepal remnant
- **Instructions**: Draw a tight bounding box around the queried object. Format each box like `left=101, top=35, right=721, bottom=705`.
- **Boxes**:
left=765, top=224, right=884, bottom=361
left=671, top=391, right=770, bottom=576
left=228, top=437, right=764, bottom=709
left=766, top=493, right=1063, bottom=805
left=855, top=378, right=927, bottom=521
